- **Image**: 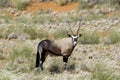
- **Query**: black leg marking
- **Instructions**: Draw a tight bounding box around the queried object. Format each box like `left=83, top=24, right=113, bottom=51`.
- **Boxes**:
left=63, top=56, right=68, bottom=70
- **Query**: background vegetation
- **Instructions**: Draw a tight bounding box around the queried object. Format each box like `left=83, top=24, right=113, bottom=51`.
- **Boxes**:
left=0, top=0, right=120, bottom=80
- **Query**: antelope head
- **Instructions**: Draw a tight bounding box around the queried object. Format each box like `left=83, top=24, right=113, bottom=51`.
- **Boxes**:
left=68, top=22, right=82, bottom=46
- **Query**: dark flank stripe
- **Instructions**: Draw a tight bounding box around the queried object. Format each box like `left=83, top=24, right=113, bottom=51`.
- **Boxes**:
left=48, top=50, right=62, bottom=56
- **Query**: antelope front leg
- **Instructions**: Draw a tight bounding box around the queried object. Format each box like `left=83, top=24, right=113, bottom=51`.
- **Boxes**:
left=63, top=56, right=68, bottom=71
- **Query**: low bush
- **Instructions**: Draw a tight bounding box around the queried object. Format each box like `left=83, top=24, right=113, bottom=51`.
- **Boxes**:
left=80, top=32, right=99, bottom=44
left=37, top=29, right=48, bottom=40
left=78, top=0, right=97, bottom=9
left=48, top=60, right=62, bottom=73
left=91, top=61, right=120, bottom=80
left=0, top=0, right=11, bottom=7
left=78, top=0, right=120, bottom=9
left=53, top=29, right=68, bottom=39
left=55, top=0, right=78, bottom=6
left=0, top=29, right=4, bottom=39
left=32, top=14, right=52, bottom=24
left=15, top=0, right=31, bottom=10
left=0, top=14, right=12, bottom=23
left=8, top=42, right=35, bottom=72
left=0, top=0, right=31, bottom=10
left=108, top=31, right=120, bottom=44
left=109, top=0, right=120, bottom=5
left=54, top=0, right=67, bottom=6
left=23, top=26, right=37, bottom=39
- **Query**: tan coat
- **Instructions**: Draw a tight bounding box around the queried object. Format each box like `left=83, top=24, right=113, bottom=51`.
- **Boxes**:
left=47, top=38, right=75, bottom=57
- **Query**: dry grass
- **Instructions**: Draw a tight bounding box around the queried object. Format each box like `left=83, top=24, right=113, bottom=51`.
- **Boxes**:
left=0, top=2, right=120, bottom=80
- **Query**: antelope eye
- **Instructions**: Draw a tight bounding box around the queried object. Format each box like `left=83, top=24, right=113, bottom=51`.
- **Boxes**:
left=67, top=34, right=71, bottom=37
left=79, top=34, right=82, bottom=37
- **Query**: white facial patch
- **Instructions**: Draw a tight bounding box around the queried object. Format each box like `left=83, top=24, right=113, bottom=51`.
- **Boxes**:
left=71, top=35, right=78, bottom=46
left=72, top=35, right=78, bottom=39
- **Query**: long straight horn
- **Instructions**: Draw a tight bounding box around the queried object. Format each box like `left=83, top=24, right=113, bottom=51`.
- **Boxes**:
left=76, top=22, right=81, bottom=35
left=68, top=22, right=74, bottom=35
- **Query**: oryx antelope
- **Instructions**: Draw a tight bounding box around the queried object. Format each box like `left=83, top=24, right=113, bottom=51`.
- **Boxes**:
left=36, top=22, right=82, bottom=71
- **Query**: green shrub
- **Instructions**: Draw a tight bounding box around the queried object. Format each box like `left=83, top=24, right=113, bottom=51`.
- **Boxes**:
left=23, top=26, right=37, bottom=39
left=9, top=42, right=34, bottom=72
left=3, top=25, right=16, bottom=39
left=15, top=15, right=30, bottom=23
left=109, top=0, right=120, bottom=5
left=10, top=42, right=33, bottom=63
left=78, top=0, right=95, bottom=9
left=0, top=0, right=12, bottom=7
left=67, top=61, right=76, bottom=72
left=0, top=0, right=30, bottom=9
left=53, top=29, right=68, bottom=39
left=37, top=29, right=48, bottom=40
left=91, top=61, right=120, bottom=80
left=78, top=0, right=120, bottom=10
left=80, top=32, right=99, bottom=44
left=54, top=0, right=77, bottom=6
left=15, top=0, right=31, bottom=10
left=0, top=29, right=4, bottom=39
left=0, top=14, right=12, bottom=23
left=84, top=12, right=107, bottom=21
left=32, top=14, right=52, bottom=24
left=55, top=0, right=67, bottom=6
left=0, top=53, right=4, bottom=60
left=108, top=31, right=120, bottom=44
left=48, top=61, right=62, bottom=73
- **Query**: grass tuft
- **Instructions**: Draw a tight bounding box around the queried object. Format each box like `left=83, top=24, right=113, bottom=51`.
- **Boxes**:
left=91, top=61, right=120, bottom=80
left=8, top=41, right=35, bottom=72
left=48, top=60, right=62, bottom=74
left=80, top=32, right=100, bottom=44
left=78, top=0, right=95, bottom=9
left=53, top=29, right=68, bottom=39
left=23, top=26, right=37, bottom=39
left=15, top=0, right=31, bottom=10
left=108, top=31, right=120, bottom=44
left=37, top=29, right=48, bottom=40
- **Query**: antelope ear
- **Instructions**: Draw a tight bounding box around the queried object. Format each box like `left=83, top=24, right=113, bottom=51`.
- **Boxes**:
left=67, top=33, right=71, bottom=37
left=79, top=34, right=82, bottom=37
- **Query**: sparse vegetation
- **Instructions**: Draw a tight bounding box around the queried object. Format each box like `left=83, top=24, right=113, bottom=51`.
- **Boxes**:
left=48, top=60, right=62, bottom=73
left=109, top=0, right=120, bottom=5
left=0, top=0, right=120, bottom=80
left=91, top=60, right=120, bottom=80
left=107, top=31, right=120, bottom=44
left=14, top=0, right=31, bottom=10
left=23, top=26, right=37, bottom=39
left=8, top=41, right=35, bottom=72
left=32, top=13, right=53, bottom=24
left=55, top=0, right=78, bottom=6
left=0, top=53, right=4, bottom=60
left=37, top=29, right=48, bottom=39
left=55, top=0, right=67, bottom=6
left=78, top=0, right=120, bottom=9
left=0, top=0, right=31, bottom=10
left=53, top=29, right=68, bottom=39
left=84, top=12, right=107, bottom=21
left=80, top=32, right=100, bottom=44
left=78, top=0, right=95, bottom=9
left=0, top=0, right=11, bottom=7
left=0, top=14, right=12, bottom=23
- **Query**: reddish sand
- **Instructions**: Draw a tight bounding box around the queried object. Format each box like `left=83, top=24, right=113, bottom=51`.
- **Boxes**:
left=26, top=0, right=78, bottom=13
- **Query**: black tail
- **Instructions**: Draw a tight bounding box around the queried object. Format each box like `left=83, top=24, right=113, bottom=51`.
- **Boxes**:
left=36, top=49, right=40, bottom=67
